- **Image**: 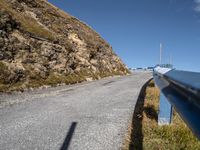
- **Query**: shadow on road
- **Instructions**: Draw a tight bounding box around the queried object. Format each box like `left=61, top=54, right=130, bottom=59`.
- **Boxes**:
left=129, top=79, right=152, bottom=150
left=60, top=122, right=77, bottom=150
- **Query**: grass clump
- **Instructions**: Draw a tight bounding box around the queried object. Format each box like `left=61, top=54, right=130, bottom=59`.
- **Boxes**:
left=123, top=80, right=200, bottom=150
left=0, top=62, right=25, bottom=92
left=0, top=61, right=10, bottom=84
left=19, top=15, right=55, bottom=41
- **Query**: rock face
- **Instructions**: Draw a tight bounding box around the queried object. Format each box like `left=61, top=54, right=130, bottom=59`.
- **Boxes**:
left=0, top=0, right=129, bottom=92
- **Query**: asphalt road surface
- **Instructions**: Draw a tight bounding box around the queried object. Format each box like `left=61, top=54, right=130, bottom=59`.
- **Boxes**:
left=0, top=72, right=152, bottom=150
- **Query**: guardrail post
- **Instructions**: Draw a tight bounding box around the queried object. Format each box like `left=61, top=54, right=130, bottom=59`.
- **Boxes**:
left=158, top=92, right=172, bottom=125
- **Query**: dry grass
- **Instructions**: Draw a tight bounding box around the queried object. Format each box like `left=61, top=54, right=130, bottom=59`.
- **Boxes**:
left=123, top=80, right=200, bottom=150
left=0, top=67, right=125, bottom=92
left=0, top=0, right=55, bottom=40
left=0, top=62, right=9, bottom=84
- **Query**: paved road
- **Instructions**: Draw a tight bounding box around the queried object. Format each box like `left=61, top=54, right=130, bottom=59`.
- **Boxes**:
left=0, top=72, right=152, bottom=150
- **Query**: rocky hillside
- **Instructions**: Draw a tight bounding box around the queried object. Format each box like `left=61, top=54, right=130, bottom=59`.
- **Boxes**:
left=0, top=0, right=129, bottom=92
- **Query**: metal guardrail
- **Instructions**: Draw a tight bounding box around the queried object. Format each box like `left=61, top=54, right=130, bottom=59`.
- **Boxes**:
left=153, top=66, right=200, bottom=139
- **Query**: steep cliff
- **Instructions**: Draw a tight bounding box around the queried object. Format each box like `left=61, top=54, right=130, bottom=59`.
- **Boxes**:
left=0, top=0, right=129, bottom=92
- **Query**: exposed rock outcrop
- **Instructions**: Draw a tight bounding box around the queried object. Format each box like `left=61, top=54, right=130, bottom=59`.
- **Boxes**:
left=0, top=0, right=129, bottom=92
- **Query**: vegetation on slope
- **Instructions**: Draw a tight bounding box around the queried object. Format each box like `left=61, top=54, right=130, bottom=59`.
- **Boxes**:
left=0, top=0, right=55, bottom=40
left=0, top=0, right=129, bottom=92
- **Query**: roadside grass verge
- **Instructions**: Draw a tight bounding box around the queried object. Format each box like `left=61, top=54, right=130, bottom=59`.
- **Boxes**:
left=0, top=69, right=125, bottom=93
left=122, top=80, right=200, bottom=150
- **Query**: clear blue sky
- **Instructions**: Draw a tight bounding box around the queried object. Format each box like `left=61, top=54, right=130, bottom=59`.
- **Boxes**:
left=48, top=0, right=200, bottom=72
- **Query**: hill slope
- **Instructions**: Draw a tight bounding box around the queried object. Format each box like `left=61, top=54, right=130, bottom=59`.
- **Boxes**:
left=0, top=0, right=129, bottom=92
